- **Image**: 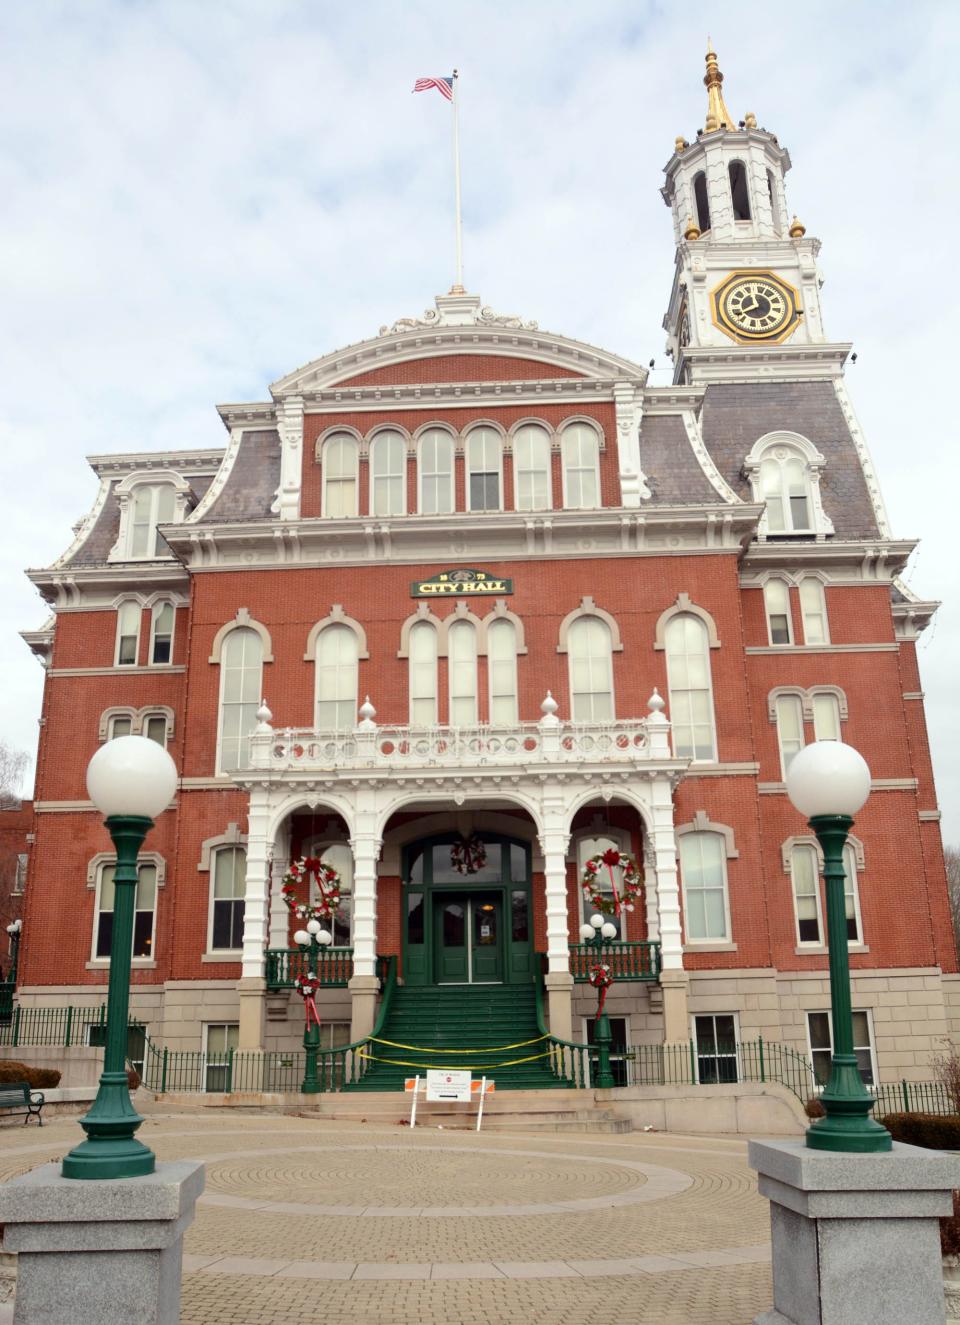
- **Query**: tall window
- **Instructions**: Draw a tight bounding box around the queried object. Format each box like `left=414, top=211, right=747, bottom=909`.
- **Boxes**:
left=448, top=620, right=478, bottom=725
left=315, top=625, right=358, bottom=730
left=210, top=847, right=246, bottom=951
left=466, top=429, right=501, bottom=511
left=759, top=448, right=814, bottom=533
left=488, top=619, right=518, bottom=725
left=812, top=691, right=841, bottom=741
left=128, top=484, right=176, bottom=558
left=568, top=617, right=614, bottom=721
left=408, top=621, right=438, bottom=724
left=807, top=1010, right=875, bottom=1087
left=217, top=627, right=263, bottom=773
left=791, top=842, right=823, bottom=945
left=693, top=171, right=711, bottom=233
left=419, top=429, right=454, bottom=514
left=763, top=580, right=792, bottom=645
left=561, top=426, right=600, bottom=510
left=306, top=843, right=353, bottom=946
left=370, top=431, right=406, bottom=517
left=513, top=426, right=551, bottom=510
left=95, top=862, right=157, bottom=959
left=775, top=694, right=805, bottom=777
left=149, top=602, right=174, bottom=665
left=799, top=579, right=829, bottom=644
left=679, top=832, right=730, bottom=942
left=728, top=160, right=751, bottom=221
left=767, top=169, right=783, bottom=231
left=204, top=1023, right=239, bottom=1091
left=843, top=842, right=863, bottom=943
left=143, top=713, right=168, bottom=745
left=665, top=615, right=716, bottom=760
left=578, top=835, right=628, bottom=939
left=321, top=435, right=359, bottom=517
left=115, top=601, right=141, bottom=666
left=694, top=1013, right=738, bottom=1083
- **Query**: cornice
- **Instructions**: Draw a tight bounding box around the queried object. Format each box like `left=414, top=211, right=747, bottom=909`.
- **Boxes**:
left=87, top=448, right=224, bottom=478
left=26, top=562, right=190, bottom=608
left=677, top=343, right=852, bottom=385
left=742, top=539, right=915, bottom=580
left=641, top=386, right=705, bottom=416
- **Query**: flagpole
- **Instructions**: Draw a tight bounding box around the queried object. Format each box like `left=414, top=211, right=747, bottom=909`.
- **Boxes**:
left=452, top=68, right=463, bottom=291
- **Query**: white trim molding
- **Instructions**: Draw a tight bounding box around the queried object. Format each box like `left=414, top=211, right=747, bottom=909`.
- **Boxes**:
left=208, top=608, right=275, bottom=664
left=197, top=822, right=248, bottom=872
left=556, top=597, right=624, bottom=654
left=304, top=606, right=370, bottom=661
left=653, top=592, right=721, bottom=650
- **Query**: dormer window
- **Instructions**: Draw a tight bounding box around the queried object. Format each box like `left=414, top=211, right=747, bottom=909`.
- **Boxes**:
left=744, top=433, right=834, bottom=541
left=321, top=434, right=359, bottom=517
left=129, top=484, right=176, bottom=558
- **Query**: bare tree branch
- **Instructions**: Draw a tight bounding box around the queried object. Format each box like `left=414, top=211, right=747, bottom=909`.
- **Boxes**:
left=0, top=741, right=29, bottom=809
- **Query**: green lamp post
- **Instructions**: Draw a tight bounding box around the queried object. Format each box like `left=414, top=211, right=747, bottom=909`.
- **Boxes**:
left=62, top=735, right=178, bottom=1180
left=579, top=913, right=619, bottom=1090
left=6, top=919, right=22, bottom=986
left=293, top=919, right=333, bottom=1094
left=785, top=740, right=891, bottom=1153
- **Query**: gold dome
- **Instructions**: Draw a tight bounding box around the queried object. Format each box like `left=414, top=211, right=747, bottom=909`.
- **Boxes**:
left=789, top=215, right=807, bottom=238
left=683, top=215, right=702, bottom=241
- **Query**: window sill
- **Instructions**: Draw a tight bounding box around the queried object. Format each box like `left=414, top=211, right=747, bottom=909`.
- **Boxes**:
left=683, top=942, right=737, bottom=953
left=86, top=960, right=157, bottom=970
left=201, top=952, right=243, bottom=963
left=794, top=944, right=870, bottom=957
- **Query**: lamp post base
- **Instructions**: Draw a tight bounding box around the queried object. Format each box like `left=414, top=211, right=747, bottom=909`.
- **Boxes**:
left=62, top=1070, right=154, bottom=1179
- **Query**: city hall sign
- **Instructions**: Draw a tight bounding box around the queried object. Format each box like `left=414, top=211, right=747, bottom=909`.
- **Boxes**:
left=411, top=569, right=514, bottom=598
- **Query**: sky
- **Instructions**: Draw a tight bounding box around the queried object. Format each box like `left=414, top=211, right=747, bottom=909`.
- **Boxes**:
left=1, top=1, right=958, bottom=842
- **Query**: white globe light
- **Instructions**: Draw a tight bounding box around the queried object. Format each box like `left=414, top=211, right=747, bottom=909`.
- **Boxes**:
left=786, top=741, right=872, bottom=819
left=306, top=919, right=321, bottom=935
left=293, top=929, right=310, bottom=946
left=86, top=735, right=178, bottom=820
left=601, top=922, right=618, bottom=940
left=317, top=929, right=333, bottom=946
left=579, top=924, right=594, bottom=942
left=590, top=914, right=604, bottom=929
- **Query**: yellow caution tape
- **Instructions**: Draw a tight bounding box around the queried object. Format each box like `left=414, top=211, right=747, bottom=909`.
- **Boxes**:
left=355, top=1048, right=557, bottom=1070
left=369, top=1033, right=548, bottom=1053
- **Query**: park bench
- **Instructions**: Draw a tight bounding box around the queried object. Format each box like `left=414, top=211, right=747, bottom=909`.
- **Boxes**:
left=0, top=1082, right=44, bottom=1125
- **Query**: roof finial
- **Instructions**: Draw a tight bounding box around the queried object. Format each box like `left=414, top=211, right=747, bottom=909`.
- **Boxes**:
left=703, top=40, right=736, bottom=132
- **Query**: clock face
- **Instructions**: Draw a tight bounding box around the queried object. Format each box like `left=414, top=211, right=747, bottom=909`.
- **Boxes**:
left=711, top=271, right=801, bottom=344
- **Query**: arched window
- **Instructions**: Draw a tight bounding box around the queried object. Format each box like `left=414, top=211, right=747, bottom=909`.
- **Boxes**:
left=321, top=434, right=359, bottom=517
left=487, top=618, right=518, bottom=725
left=577, top=834, right=629, bottom=939
left=665, top=615, right=716, bottom=760
left=94, top=860, right=157, bottom=960
left=678, top=832, right=730, bottom=942
left=209, top=846, right=246, bottom=952
left=370, top=431, right=406, bottom=517
left=843, top=841, right=863, bottom=943
left=798, top=579, right=829, bottom=644
left=448, top=620, right=478, bottom=725
left=568, top=617, right=614, bottom=721
left=128, top=484, right=176, bottom=558
left=693, top=171, right=711, bottom=233
left=812, top=690, right=841, bottom=742
left=767, top=169, right=783, bottom=232
left=108, top=714, right=134, bottom=739
left=759, top=448, right=814, bottom=533
left=418, top=429, right=454, bottom=514
left=790, top=842, right=823, bottom=946
left=408, top=621, right=438, bottom=724
left=466, top=429, right=501, bottom=511
left=306, top=843, right=353, bottom=946
left=115, top=600, right=141, bottom=667
left=775, top=693, right=805, bottom=778
left=217, top=627, right=263, bottom=773
left=149, top=602, right=175, bottom=665
left=561, top=425, right=600, bottom=510
left=763, top=579, right=792, bottom=645
left=143, top=712, right=169, bottom=745
left=513, top=426, right=552, bottom=510
left=315, top=625, right=358, bottom=730
left=728, top=160, right=751, bottom=221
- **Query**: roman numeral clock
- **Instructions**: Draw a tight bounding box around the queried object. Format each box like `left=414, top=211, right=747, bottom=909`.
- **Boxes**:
left=710, top=270, right=802, bottom=344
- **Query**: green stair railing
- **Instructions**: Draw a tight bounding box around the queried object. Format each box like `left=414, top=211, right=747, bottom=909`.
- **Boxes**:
left=533, top=968, right=591, bottom=1088
left=265, top=946, right=355, bottom=989
left=569, top=941, right=661, bottom=982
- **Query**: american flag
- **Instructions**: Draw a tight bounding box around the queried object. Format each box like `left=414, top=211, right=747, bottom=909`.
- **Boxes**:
left=413, top=76, right=454, bottom=101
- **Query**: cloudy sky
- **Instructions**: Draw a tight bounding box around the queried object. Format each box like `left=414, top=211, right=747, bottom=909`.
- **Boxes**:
left=1, top=1, right=958, bottom=841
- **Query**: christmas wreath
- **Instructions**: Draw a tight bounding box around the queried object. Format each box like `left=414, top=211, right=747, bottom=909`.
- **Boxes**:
left=281, top=856, right=343, bottom=923
left=588, top=962, right=614, bottom=1014
left=450, top=835, right=487, bottom=875
left=581, top=847, right=643, bottom=917
left=294, top=972, right=322, bottom=1028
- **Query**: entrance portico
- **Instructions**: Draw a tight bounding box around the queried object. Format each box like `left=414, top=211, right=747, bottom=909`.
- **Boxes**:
left=234, top=692, right=689, bottom=1050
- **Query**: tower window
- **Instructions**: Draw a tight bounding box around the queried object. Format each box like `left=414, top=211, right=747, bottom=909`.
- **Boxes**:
left=766, top=169, right=783, bottom=232
left=728, top=161, right=751, bottom=221
left=693, top=172, right=711, bottom=233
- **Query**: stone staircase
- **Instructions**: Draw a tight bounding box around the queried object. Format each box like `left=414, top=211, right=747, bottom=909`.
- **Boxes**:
left=303, top=1087, right=632, bottom=1133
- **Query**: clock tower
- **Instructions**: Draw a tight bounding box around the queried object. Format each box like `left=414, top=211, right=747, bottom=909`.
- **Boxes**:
left=661, top=44, right=845, bottom=385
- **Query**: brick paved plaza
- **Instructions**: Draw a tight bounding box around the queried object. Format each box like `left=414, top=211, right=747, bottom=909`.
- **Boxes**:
left=0, top=1106, right=775, bottom=1324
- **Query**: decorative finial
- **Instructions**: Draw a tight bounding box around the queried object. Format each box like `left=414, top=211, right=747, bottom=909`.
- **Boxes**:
left=541, top=691, right=559, bottom=717
left=789, top=215, right=807, bottom=238
left=647, top=688, right=666, bottom=714
left=683, top=215, right=701, bottom=241
left=255, top=699, right=273, bottom=732
left=675, top=134, right=686, bottom=153
left=703, top=42, right=736, bottom=132
left=744, top=111, right=757, bottom=130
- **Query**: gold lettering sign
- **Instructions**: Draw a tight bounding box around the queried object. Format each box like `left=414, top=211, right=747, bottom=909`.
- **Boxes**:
left=411, top=569, right=514, bottom=598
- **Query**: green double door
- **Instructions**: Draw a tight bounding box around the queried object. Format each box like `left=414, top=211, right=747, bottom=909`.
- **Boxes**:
left=434, top=892, right=502, bottom=984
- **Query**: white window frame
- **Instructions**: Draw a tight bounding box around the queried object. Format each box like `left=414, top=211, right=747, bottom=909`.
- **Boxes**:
left=678, top=831, right=732, bottom=944
left=790, top=841, right=824, bottom=948
left=812, top=691, right=842, bottom=742
left=207, top=846, right=246, bottom=955
left=13, top=853, right=27, bottom=894
left=763, top=579, right=793, bottom=646
left=567, top=616, right=615, bottom=721
left=203, top=1022, right=239, bottom=1092
left=843, top=841, right=865, bottom=945
left=115, top=600, right=142, bottom=667
left=408, top=620, right=438, bottom=725
left=142, top=712, right=170, bottom=746
left=320, top=434, right=360, bottom=518
left=775, top=693, right=805, bottom=779
left=465, top=428, right=503, bottom=512
left=127, top=482, right=177, bottom=559
left=417, top=429, right=455, bottom=515
left=487, top=617, right=518, bottom=726
left=512, top=425, right=552, bottom=511
left=744, top=433, right=834, bottom=541
left=691, top=1011, right=741, bottom=1084
left=664, top=614, right=717, bottom=762
left=805, top=1007, right=877, bottom=1090
left=215, top=626, right=264, bottom=775
left=91, top=860, right=159, bottom=964
left=108, top=713, right=135, bottom=740
left=798, top=577, right=830, bottom=645
left=448, top=619, right=478, bottom=725
left=560, top=424, right=601, bottom=510
left=148, top=601, right=175, bottom=666
left=369, top=430, right=407, bottom=517
left=314, top=624, right=359, bottom=731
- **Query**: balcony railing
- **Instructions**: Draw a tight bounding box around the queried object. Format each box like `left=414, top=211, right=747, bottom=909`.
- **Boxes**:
left=265, top=947, right=355, bottom=989
left=569, top=940, right=661, bottom=982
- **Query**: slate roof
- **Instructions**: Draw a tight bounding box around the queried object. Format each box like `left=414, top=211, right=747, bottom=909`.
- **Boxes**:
left=638, top=414, right=721, bottom=505
left=201, top=429, right=281, bottom=523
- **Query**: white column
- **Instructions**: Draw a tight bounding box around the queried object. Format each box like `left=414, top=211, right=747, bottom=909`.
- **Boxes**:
left=268, top=852, right=289, bottom=950
left=648, top=772, right=688, bottom=1043
left=642, top=837, right=660, bottom=942
left=238, top=784, right=273, bottom=1050
left=348, top=793, right=382, bottom=1041
left=539, top=798, right=574, bottom=1043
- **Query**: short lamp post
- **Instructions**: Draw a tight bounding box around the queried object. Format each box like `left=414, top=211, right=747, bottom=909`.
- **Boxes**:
left=62, top=736, right=178, bottom=1180
left=579, top=913, right=618, bottom=1090
left=293, top=919, right=333, bottom=1094
left=6, top=919, right=22, bottom=985
left=785, top=740, right=891, bottom=1153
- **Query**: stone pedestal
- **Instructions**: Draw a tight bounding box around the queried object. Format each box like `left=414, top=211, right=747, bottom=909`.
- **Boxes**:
left=0, top=1159, right=204, bottom=1325
left=349, top=973, right=380, bottom=1041
left=659, top=968, right=689, bottom=1042
left=544, top=971, right=574, bottom=1043
left=237, top=975, right=266, bottom=1050
left=750, top=1138, right=960, bottom=1325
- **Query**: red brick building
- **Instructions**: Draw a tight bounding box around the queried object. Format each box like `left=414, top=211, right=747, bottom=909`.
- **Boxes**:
left=16, top=50, right=954, bottom=1087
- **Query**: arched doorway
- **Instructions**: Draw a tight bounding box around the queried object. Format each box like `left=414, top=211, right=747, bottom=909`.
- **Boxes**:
left=403, top=834, right=533, bottom=987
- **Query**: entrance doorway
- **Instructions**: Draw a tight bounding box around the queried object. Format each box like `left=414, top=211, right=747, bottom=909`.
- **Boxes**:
left=434, top=892, right=502, bottom=984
